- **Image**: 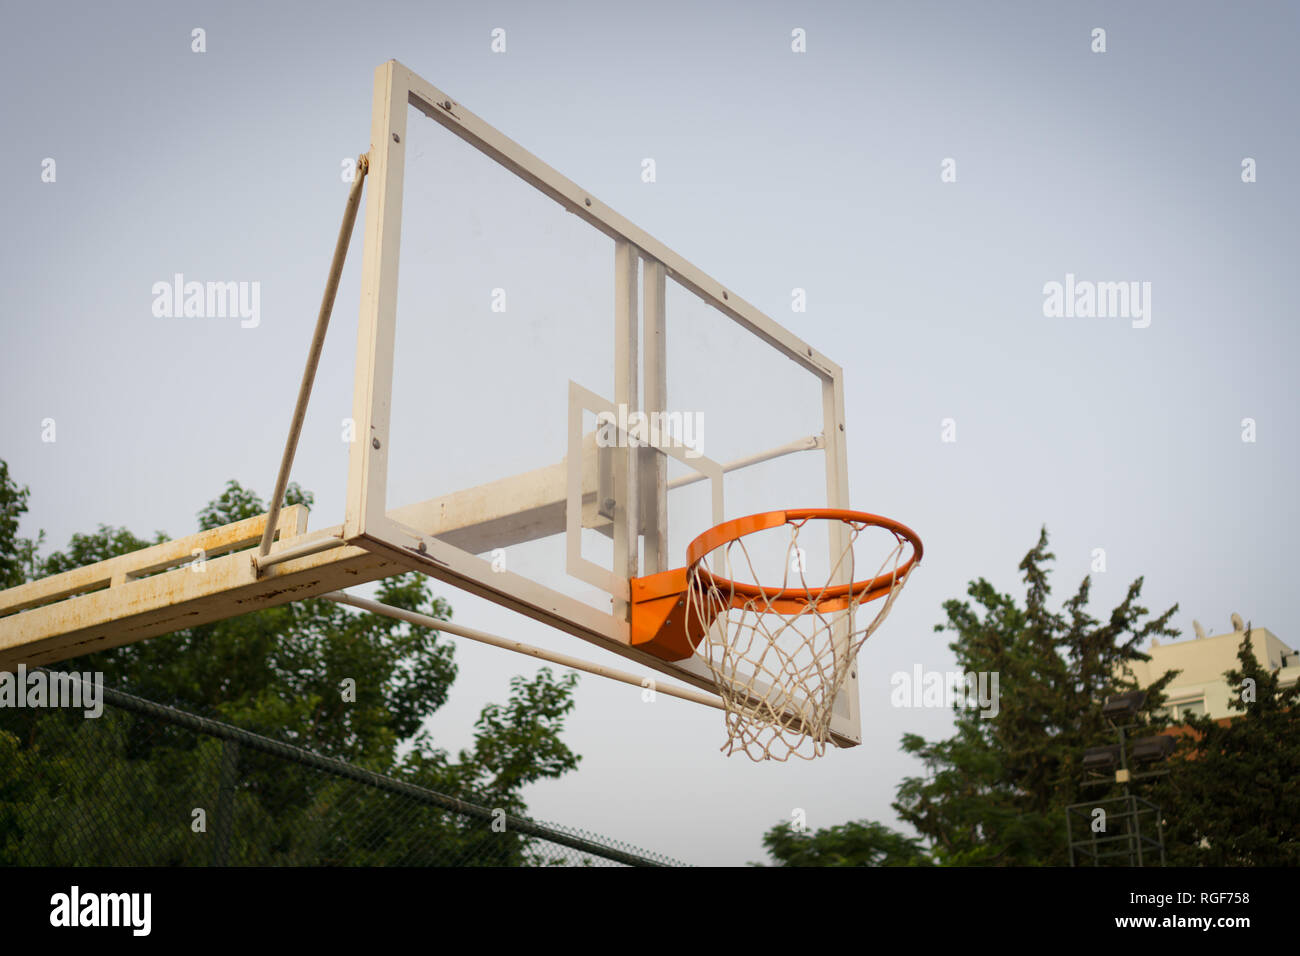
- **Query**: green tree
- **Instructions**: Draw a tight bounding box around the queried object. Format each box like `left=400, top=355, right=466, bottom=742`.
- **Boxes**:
left=749, top=529, right=1298, bottom=866
left=0, top=467, right=582, bottom=865
left=1155, top=629, right=1300, bottom=865
left=0, top=461, right=42, bottom=588
left=755, top=820, right=932, bottom=866
left=892, top=528, right=1178, bottom=865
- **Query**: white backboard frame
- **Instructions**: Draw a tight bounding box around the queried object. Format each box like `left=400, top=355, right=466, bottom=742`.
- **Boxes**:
left=343, top=61, right=859, bottom=746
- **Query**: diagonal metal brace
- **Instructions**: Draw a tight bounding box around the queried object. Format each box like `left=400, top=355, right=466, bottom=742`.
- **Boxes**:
left=256, top=154, right=370, bottom=571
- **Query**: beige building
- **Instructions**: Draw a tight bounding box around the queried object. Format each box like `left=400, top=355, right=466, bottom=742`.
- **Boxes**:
left=1126, top=615, right=1299, bottom=722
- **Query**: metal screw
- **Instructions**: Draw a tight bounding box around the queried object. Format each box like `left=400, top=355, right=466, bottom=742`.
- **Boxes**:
left=417, top=541, right=427, bottom=553
left=442, top=100, right=451, bottom=109
left=371, top=437, right=381, bottom=449
left=392, top=132, right=400, bottom=143
left=584, top=198, right=592, bottom=207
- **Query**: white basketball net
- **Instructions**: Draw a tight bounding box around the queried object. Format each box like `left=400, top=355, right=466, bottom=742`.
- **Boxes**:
left=685, top=517, right=914, bottom=761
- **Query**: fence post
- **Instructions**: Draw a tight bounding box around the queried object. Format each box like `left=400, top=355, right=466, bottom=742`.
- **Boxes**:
left=211, top=739, right=239, bottom=867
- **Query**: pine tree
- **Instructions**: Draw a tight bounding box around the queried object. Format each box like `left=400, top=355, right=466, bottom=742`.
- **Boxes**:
left=893, top=528, right=1178, bottom=865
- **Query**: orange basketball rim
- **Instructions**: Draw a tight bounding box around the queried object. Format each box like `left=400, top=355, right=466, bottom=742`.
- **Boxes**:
left=629, top=508, right=923, bottom=662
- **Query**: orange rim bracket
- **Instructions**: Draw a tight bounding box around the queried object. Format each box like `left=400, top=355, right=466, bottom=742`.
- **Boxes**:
left=629, top=568, right=706, bottom=662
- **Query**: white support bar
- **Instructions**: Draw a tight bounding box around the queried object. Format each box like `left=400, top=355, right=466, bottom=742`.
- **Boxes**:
left=822, top=369, right=857, bottom=744
left=612, top=240, right=639, bottom=621
left=665, top=434, right=825, bottom=492
left=251, top=534, right=347, bottom=573
left=321, top=590, right=723, bottom=712
left=642, top=257, right=668, bottom=573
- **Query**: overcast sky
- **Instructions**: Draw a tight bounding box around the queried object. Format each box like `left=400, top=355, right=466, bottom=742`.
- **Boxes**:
left=2, top=0, right=1297, bottom=865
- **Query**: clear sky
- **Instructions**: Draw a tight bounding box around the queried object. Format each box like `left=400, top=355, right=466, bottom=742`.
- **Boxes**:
left=2, top=0, right=1297, bottom=865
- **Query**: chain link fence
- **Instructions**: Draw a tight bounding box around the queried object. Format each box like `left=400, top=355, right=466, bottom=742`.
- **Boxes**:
left=0, top=673, right=685, bottom=867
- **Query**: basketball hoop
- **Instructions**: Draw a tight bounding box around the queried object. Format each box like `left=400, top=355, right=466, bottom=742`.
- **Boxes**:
left=630, top=509, right=923, bottom=761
